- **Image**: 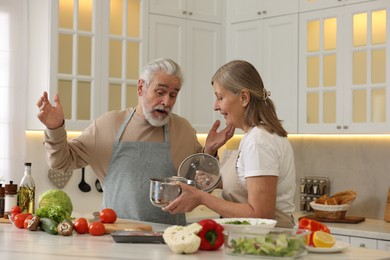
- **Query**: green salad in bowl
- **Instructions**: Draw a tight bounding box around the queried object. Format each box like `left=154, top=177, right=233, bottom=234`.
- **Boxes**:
left=224, top=228, right=310, bottom=258
left=214, top=218, right=277, bottom=234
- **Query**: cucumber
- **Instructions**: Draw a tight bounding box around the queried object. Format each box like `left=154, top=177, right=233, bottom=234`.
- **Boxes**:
left=40, top=218, right=58, bottom=235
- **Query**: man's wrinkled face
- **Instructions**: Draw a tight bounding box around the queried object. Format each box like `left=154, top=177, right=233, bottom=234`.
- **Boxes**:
left=139, top=72, right=181, bottom=126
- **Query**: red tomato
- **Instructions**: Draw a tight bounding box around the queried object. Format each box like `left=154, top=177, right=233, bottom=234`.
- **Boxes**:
left=99, top=208, right=117, bottom=223
left=11, top=205, right=22, bottom=215
left=73, top=218, right=89, bottom=234
left=23, top=214, right=34, bottom=229
left=89, top=221, right=105, bottom=236
left=14, top=213, right=31, bottom=229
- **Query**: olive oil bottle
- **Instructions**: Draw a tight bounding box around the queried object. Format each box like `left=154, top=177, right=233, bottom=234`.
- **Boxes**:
left=18, top=162, right=35, bottom=214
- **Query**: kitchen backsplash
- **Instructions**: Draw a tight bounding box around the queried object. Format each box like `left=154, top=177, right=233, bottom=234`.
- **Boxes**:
left=22, top=132, right=390, bottom=220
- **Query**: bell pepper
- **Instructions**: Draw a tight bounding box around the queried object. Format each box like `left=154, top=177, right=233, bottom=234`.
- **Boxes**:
left=298, top=218, right=330, bottom=246
left=197, top=219, right=225, bottom=250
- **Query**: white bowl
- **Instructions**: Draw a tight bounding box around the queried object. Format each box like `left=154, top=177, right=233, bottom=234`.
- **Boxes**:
left=214, top=218, right=277, bottom=234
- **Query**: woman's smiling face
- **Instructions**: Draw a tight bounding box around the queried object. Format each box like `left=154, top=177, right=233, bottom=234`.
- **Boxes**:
left=213, top=82, right=249, bottom=131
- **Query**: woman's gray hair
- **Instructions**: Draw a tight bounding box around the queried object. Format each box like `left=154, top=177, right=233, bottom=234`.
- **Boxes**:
left=140, top=58, right=183, bottom=86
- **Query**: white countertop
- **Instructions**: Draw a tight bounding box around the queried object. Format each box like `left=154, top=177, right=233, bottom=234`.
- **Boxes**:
left=2, top=221, right=390, bottom=260
left=293, top=212, right=390, bottom=241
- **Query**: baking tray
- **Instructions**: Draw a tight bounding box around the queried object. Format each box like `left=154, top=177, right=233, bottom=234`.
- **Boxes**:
left=111, top=230, right=165, bottom=243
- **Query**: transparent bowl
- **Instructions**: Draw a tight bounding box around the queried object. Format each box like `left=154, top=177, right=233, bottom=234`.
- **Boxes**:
left=214, top=218, right=277, bottom=234
left=224, top=228, right=310, bottom=259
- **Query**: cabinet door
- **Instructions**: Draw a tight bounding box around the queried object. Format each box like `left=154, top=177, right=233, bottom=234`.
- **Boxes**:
left=148, top=14, right=187, bottom=116
left=378, top=240, right=390, bottom=251
left=149, top=0, right=222, bottom=23
left=342, top=1, right=390, bottom=133
left=350, top=236, right=378, bottom=249
left=184, top=21, right=223, bottom=132
left=299, top=7, right=344, bottom=133
left=228, top=0, right=298, bottom=23
left=299, top=0, right=344, bottom=12
left=262, top=14, right=298, bottom=133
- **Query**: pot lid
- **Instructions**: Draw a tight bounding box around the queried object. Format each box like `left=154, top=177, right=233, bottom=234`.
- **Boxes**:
left=177, top=153, right=220, bottom=193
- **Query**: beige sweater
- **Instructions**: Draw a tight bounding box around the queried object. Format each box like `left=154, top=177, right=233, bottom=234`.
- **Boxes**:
left=44, top=109, right=203, bottom=184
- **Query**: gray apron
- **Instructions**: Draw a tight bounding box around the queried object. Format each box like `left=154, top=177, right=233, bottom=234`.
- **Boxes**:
left=102, top=109, right=186, bottom=225
left=220, top=150, right=295, bottom=228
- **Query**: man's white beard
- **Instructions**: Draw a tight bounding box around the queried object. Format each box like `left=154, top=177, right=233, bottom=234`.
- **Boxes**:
left=141, top=98, right=171, bottom=127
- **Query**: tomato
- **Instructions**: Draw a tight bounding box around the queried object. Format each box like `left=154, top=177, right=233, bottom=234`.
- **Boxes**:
left=99, top=208, right=117, bottom=223
left=14, top=213, right=31, bottom=229
left=11, top=205, right=22, bottom=215
left=88, top=221, right=105, bottom=236
left=73, top=218, right=89, bottom=234
left=23, top=214, right=34, bottom=229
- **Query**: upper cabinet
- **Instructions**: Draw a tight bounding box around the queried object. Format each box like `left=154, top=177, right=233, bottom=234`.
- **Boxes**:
left=228, top=0, right=298, bottom=23
left=226, top=0, right=299, bottom=134
left=27, top=0, right=145, bottom=130
left=299, top=0, right=374, bottom=12
left=148, top=0, right=224, bottom=132
left=149, top=0, right=223, bottom=23
left=298, top=0, right=390, bottom=133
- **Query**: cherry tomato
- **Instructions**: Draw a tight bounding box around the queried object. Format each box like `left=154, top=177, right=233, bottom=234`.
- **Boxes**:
left=23, top=214, right=34, bottom=229
left=89, top=221, right=105, bottom=236
left=99, top=208, right=117, bottom=223
left=14, top=213, right=31, bottom=229
left=11, top=205, right=22, bottom=215
left=73, top=218, right=89, bottom=234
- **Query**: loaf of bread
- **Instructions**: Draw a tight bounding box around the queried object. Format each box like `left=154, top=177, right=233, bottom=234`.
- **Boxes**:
left=315, top=190, right=356, bottom=205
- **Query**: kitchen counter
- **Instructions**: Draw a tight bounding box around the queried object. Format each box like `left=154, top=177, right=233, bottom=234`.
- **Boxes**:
left=2, top=222, right=390, bottom=260
left=295, top=213, right=390, bottom=241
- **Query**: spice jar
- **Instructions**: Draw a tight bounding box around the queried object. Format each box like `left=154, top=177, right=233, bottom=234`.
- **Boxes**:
left=4, top=181, right=17, bottom=219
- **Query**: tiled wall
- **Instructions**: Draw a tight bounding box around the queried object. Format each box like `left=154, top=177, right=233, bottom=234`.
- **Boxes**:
left=27, top=132, right=390, bottom=220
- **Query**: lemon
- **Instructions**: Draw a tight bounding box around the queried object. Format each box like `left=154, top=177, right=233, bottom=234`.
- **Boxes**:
left=312, top=231, right=336, bottom=248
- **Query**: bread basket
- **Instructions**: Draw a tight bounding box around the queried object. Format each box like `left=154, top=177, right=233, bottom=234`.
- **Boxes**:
left=310, top=202, right=350, bottom=219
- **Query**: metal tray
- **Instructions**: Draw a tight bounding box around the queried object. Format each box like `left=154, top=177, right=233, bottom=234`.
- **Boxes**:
left=111, top=230, right=165, bottom=244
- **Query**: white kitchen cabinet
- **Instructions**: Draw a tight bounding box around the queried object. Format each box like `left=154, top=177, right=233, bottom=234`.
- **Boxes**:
left=299, top=0, right=375, bottom=12
left=298, top=0, right=390, bottom=133
left=27, top=0, right=145, bottom=131
left=350, top=236, right=378, bottom=249
left=148, top=14, right=223, bottom=132
left=227, top=14, right=299, bottom=133
left=378, top=240, right=390, bottom=251
left=332, top=234, right=350, bottom=243
left=227, top=0, right=298, bottom=23
left=149, top=0, right=223, bottom=23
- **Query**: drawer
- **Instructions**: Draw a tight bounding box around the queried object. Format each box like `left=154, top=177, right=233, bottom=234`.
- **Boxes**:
left=378, top=240, right=390, bottom=252
left=350, top=236, right=377, bottom=249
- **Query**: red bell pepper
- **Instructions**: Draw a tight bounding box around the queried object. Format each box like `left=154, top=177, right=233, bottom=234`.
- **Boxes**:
left=197, top=219, right=225, bottom=250
left=298, top=218, right=330, bottom=246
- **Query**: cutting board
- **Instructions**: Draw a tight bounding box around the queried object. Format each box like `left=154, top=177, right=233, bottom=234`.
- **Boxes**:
left=299, top=214, right=365, bottom=224
left=100, top=218, right=153, bottom=234
left=385, top=187, right=390, bottom=222
left=0, top=217, right=11, bottom=224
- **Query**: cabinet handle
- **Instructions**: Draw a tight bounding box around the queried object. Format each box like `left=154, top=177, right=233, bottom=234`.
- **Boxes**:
left=262, top=10, right=267, bottom=14
left=188, top=12, right=192, bottom=15
left=343, top=125, right=348, bottom=129
left=257, top=11, right=262, bottom=15
left=336, top=125, right=342, bottom=129
left=359, top=243, right=366, bottom=248
left=182, top=11, right=187, bottom=15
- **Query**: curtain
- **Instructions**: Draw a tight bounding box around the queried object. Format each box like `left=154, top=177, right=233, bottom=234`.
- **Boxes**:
left=0, top=0, right=28, bottom=184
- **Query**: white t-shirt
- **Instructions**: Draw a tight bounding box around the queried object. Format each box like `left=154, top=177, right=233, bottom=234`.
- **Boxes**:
left=237, top=127, right=296, bottom=213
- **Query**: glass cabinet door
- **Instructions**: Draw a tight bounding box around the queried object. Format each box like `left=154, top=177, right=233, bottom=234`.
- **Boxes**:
left=52, top=0, right=142, bottom=130
left=344, top=2, right=389, bottom=132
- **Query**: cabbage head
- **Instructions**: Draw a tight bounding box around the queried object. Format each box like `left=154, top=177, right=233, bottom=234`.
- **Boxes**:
left=38, top=189, right=73, bottom=216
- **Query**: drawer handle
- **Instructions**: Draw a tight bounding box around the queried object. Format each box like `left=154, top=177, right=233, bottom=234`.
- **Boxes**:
left=359, top=243, right=366, bottom=248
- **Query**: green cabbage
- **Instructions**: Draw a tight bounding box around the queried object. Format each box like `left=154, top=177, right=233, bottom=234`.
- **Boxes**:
left=37, top=189, right=73, bottom=222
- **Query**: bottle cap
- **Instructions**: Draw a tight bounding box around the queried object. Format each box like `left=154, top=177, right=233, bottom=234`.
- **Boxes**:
left=0, top=184, right=4, bottom=197
left=25, top=162, right=32, bottom=166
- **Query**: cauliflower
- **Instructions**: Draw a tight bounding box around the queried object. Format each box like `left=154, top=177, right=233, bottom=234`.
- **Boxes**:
left=163, top=223, right=202, bottom=254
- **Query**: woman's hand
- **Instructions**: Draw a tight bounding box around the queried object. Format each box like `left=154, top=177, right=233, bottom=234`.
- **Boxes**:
left=162, top=182, right=204, bottom=215
left=204, top=120, right=235, bottom=156
left=36, top=91, right=65, bottom=129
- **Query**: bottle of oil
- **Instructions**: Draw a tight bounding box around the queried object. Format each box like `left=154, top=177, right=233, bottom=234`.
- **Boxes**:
left=18, top=162, right=35, bottom=214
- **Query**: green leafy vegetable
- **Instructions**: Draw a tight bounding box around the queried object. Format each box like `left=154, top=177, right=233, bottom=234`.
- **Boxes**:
left=36, top=189, right=73, bottom=223
left=224, top=220, right=251, bottom=225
